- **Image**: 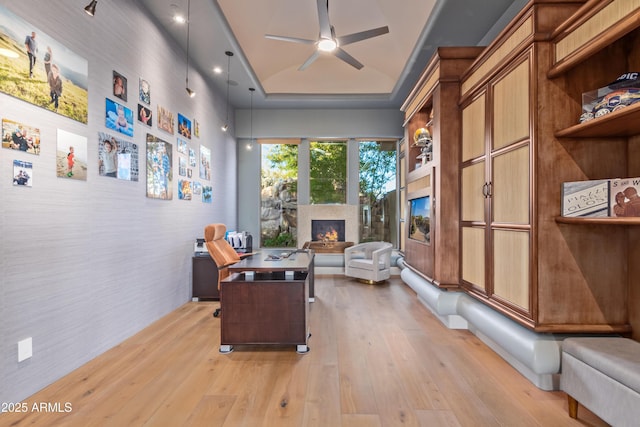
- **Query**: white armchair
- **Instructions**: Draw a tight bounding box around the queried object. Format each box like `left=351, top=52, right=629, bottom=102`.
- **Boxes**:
left=344, top=242, right=393, bottom=284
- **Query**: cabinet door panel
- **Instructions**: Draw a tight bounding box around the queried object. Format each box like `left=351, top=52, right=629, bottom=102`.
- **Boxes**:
left=492, top=60, right=530, bottom=150
left=462, top=227, right=485, bottom=291
left=462, top=94, right=486, bottom=162
left=492, top=144, right=530, bottom=224
left=493, top=229, right=529, bottom=311
left=461, top=161, right=486, bottom=222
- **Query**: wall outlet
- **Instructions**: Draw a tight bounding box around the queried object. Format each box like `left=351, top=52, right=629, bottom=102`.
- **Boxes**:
left=18, top=337, right=32, bottom=362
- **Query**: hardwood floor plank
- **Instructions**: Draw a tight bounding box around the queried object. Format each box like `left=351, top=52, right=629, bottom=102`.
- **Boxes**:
left=0, top=276, right=608, bottom=427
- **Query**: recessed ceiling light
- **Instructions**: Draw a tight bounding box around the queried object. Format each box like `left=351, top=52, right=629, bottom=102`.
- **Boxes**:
left=170, top=4, right=185, bottom=23
left=213, top=66, right=223, bottom=74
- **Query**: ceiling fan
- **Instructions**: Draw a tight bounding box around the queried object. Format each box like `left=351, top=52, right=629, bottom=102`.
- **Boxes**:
left=265, top=0, right=389, bottom=70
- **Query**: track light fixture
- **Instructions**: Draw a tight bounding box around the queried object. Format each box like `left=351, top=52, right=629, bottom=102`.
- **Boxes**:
left=221, top=51, right=233, bottom=132
left=185, top=0, right=195, bottom=98
left=84, top=0, right=97, bottom=16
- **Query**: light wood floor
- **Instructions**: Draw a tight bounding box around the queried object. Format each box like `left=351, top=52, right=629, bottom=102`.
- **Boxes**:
left=1, top=276, right=608, bottom=427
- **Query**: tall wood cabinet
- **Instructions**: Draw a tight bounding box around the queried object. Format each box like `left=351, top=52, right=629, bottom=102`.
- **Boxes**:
left=401, top=47, right=483, bottom=288
left=455, top=0, right=640, bottom=333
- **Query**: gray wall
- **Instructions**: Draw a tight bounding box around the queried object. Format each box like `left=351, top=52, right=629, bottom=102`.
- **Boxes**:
left=0, top=0, right=237, bottom=403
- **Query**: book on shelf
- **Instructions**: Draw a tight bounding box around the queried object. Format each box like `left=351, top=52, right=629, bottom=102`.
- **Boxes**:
left=610, top=177, right=640, bottom=218
left=561, top=180, right=610, bottom=217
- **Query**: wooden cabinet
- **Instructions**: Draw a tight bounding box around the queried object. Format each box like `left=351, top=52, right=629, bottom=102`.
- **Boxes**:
left=192, top=255, right=220, bottom=300
left=401, top=47, right=483, bottom=288
left=461, top=53, right=533, bottom=322
left=458, top=0, right=604, bottom=331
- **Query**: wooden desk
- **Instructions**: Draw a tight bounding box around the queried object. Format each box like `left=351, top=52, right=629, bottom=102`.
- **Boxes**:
left=227, top=249, right=315, bottom=301
left=219, top=250, right=314, bottom=354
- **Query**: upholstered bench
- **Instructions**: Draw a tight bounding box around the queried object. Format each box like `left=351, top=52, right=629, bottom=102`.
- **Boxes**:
left=560, top=337, right=640, bottom=426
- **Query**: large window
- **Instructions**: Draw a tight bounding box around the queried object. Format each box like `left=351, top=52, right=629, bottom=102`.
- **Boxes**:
left=260, top=143, right=298, bottom=247
left=359, top=140, right=397, bottom=244
left=309, top=140, right=347, bottom=204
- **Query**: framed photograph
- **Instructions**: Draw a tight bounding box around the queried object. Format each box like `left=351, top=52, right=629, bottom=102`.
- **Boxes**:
left=202, top=185, right=212, bottom=203
left=138, top=104, right=152, bottom=126
left=139, top=78, right=150, bottom=104
left=188, top=148, right=196, bottom=167
left=178, top=180, right=192, bottom=200
left=157, top=105, right=174, bottom=135
left=610, top=177, right=640, bottom=217
left=193, top=181, right=202, bottom=195
left=178, top=156, right=186, bottom=176
left=561, top=180, right=609, bottom=217
left=177, top=138, right=187, bottom=154
left=56, top=129, right=87, bottom=180
left=105, top=98, right=134, bottom=137
left=199, top=145, right=211, bottom=180
left=98, top=132, right=139, bottom=181
left=113, top=70, right=127, bottom=101
left=194, top=119, right=200, bottom=138
left=0, top=5, right=88, bottom=123
left=146, top=133, right=173, bottom=200
left=2, top=118, right=41, bottom=155
left=13, top=159, right=33, bottom=187
left=178, top=113, right=192, bottom=139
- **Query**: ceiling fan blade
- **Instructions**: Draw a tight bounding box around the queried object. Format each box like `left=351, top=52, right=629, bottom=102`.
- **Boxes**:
left=316, top=0, right=332, bottom=40
left=265, top=34, right=316, bottom=45
left=298, top=51, right=320, bottom=71
left=337, top=26, right=389, bottom=46
left=334, top=47, right=363, bottom=70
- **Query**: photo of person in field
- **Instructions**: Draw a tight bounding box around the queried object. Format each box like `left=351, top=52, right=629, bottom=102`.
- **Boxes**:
left=0, top=5, right=88, bottom=123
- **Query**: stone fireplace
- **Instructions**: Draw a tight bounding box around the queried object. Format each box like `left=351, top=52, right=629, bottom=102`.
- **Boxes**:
left=297, top=204, right=359, bottom=248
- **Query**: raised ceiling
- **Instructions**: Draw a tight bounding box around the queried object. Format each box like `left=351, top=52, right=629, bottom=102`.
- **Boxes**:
left=139, top=0, right=525, bottom=109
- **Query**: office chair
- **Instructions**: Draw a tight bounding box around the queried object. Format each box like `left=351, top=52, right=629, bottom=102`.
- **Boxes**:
left=204, top=223, right=243, bottom=318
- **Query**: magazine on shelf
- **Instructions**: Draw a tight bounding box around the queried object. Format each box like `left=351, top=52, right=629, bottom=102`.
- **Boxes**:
left=561, top=179, right=610, bottom=217
left=610, top=177, right=640, bottom=218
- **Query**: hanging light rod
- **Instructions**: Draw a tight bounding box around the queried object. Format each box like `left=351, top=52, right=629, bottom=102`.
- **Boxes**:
left=185, top=0, right=195, bottom=97
left=84, top=0, right=97, bottom=16
left=247, top=87, right=255, bottom=149
left=221, top=51, right=233, bottom=132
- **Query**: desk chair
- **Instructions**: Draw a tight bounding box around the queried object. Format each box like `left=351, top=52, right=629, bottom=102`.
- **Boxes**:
left=204, top=223, right=246, bottom=318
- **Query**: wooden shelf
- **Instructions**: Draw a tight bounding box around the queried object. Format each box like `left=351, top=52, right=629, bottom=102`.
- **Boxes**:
left=555, top=102, right=640, bottom=138
left=555, top=216, right=640, bottom=225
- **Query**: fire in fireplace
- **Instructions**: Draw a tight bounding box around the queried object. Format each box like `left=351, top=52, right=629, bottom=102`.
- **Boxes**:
left=311, top=219, right=346, bottom=242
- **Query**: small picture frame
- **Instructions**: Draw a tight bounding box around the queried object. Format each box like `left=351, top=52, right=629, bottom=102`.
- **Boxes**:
left=113, top=70, right=127, bottom=102
left=139, top=78, right=150, bottom=104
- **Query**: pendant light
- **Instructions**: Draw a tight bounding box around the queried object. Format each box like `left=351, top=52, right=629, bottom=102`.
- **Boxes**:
left=247, top=87, right=255, bottom=150
left=185, top=0, right=195, bottom=97
left=221, top=51, right=233, bottom=131
left=84, top=0, right=97, bottom=16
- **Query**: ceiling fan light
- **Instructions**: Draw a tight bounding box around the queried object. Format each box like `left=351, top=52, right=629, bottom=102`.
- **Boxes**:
left=318, top=38, right=337, bottom=52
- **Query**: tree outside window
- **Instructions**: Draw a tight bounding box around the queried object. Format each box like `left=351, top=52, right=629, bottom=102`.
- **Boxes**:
left=359, top=140, right=397, bottom=243
left=310, top=141, right=347, bottom=204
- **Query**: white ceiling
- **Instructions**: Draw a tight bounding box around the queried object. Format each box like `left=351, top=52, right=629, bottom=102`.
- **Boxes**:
left=138, top=0, right=525, bottom=109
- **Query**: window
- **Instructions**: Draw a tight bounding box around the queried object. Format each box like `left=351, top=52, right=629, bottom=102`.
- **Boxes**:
left=260, top=143, right=298, bottom=247
left=359, top=140, right=397, bottom=244
left=309, top=140, right=347, bottom=204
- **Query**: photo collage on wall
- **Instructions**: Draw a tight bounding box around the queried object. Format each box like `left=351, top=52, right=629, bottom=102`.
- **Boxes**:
left=0, top=4, right=211, bottom=202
